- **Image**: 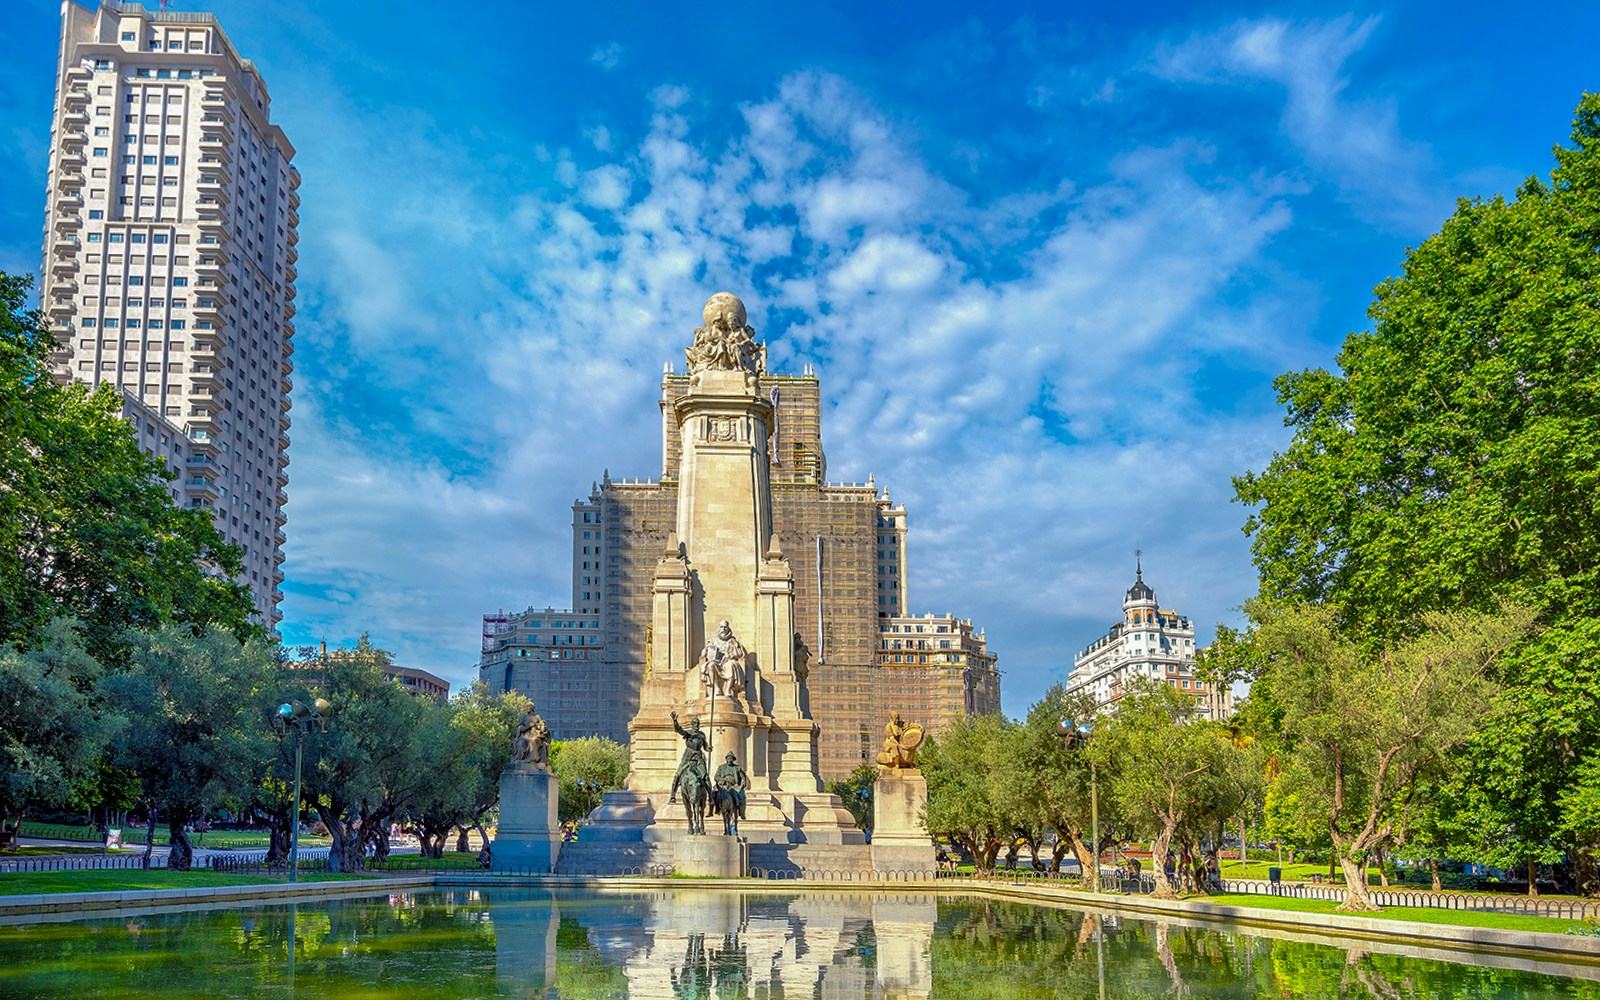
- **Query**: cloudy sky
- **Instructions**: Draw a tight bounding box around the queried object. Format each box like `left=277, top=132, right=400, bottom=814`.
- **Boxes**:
left=2, top=0, right=1595, bottom=717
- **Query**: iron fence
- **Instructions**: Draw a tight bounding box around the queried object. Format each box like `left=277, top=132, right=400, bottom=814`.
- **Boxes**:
left=1213, top=878, right=1600, bottom=920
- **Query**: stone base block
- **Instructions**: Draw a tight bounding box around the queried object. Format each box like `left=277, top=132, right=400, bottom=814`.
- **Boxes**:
left=493, top=766, right=561, bottom=872
left=872, top=843, right=937, bottom=873
left=673, top=835, right=750, bottom=878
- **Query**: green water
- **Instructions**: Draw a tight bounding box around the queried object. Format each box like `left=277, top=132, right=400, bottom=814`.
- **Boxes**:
left=0, top=887, right=1594, bottom=998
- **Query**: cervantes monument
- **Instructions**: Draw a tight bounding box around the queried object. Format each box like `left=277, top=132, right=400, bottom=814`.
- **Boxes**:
left=567, top=293, right=867, bottom=873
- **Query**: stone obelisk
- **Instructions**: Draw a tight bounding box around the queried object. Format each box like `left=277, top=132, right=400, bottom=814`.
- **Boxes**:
left=574, top=294, right=863, bottom=867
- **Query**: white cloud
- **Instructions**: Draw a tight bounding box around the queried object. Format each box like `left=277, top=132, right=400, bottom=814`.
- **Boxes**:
left=279, top=68, right=1307, bottom=716
left=589, top=42, right=624, bottom=71
left=1153, top=15, right=1443, bottom=229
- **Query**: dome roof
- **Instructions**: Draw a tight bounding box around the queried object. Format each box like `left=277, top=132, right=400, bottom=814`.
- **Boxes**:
left=1125, top=560, right=1155, bottom=604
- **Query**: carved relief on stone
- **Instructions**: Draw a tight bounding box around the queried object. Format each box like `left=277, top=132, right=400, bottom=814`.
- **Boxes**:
left=685, top=292, right=767, bottom=378
left=706, top=416, right=740, bottom=442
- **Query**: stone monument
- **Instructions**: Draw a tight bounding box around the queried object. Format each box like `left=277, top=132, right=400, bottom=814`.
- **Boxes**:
left=567, top=293, right=865, bottom=875
left=871, top=712, right=936, bottom=872
left=491, top=707, right=562, bottom=871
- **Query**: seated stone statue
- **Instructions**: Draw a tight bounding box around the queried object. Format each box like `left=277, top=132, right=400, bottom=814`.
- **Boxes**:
left=512, top=708, right=552, bottom=771
left=696, top=619, right=747, bottom=700
left=875, top=712, right=924, bottom=769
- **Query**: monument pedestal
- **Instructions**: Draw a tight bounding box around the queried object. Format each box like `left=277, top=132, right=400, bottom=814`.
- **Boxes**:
left=871, top=769, right=935, bottom=872
left=673, top=834, right=749, bottom=878
left=492, top=766, right=562, bottom=872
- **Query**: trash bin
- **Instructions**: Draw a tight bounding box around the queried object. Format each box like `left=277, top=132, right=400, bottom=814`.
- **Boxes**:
left=1268, top=867, right=1282, bottom=884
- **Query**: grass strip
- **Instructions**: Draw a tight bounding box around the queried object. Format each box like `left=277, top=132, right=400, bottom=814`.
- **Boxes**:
left=0, top=869, right=376, bottom=896
left=1204, top=892, right=1588, bottom=935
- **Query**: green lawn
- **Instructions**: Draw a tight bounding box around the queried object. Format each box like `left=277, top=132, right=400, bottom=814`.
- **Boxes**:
left=0, top=847, right=116, bottom=857
left=17, top=822, right=331, bottom=850
left=1220, top=859, right=1382, bottom=883
left=0, top=869, right=377, bottom=896
left=1205, top=892, right=1588, bottom=935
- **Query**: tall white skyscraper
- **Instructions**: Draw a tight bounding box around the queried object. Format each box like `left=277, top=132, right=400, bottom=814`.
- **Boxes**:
left=40, top=1, right=297, bottom=632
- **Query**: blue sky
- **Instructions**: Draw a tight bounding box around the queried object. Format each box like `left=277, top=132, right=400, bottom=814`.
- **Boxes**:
left=3, top=0, right=1596, bottom=717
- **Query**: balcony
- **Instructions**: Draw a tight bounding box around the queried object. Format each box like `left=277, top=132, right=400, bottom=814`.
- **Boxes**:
left=288, top=165, right=301, bottom=190
left=281, top=355, right=293, bottom=376
left=195, top=257, right=225, bottom=281
left=196, top=215, right=230, bottom=241
left=283, top=263, right=297, bottom=283
left=282, top=299, right=295, bottom=320
left=184, top=415, right=221, bottom=437
left=283, top=284, right=296, bottom=301
left=287, top=188, right=300, bottom=210
left=274, top=529, right=287, bottom=548
left=197, top=175, right=229, bottom=203
left=62, top=107, right=89, bottom=125
left=277, top=452, right=290, bottom=469
left=54, top=214, right=82, bottom=233
left=184, top=452, right=216, bottom=469
left=183, top=477, right=221, bottom=501
left=286, top=208, right=299, bottom=229
left=278, top=431, right=290, bottom=451
left=58, top=146, right=86, bottom=167
left=199, top=94, right=234, bottom=123
left=278, top=410, right=291, bottom=430
left=285, top=228, right=298, bottom=246
left=47, top=297, right=74, bottom=318
left=54, top=191, right=83, bottom=211
left=188, top=367, right=221, bottom=391
left=275, top=507, right=287, bottom=526
left=191, top=327, right=225, bottom=351
left=192, top=299, right=222, bottom=323
left=280, top=374, right=292, bottom=395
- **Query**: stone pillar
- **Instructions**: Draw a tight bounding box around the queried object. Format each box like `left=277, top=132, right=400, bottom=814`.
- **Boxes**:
left=871, top=770, right=935, bottom=872
left=492, top=767, right=561, bottom=872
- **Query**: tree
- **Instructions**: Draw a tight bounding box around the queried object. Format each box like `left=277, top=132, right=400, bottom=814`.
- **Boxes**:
left=290, top=639, right=431, bottom=871
left=412, top=683, right=529, bottom=856
left=1232, top=94, right=1600, bottom=895
left=826, top=764, right=877, bottom=833
left=103, top=626, right=276, bottom=869
left=922, top=714, right=1019, bottom=871
left=550, top=735, right=629, bottom=825
left=1092, top=680, right=1227, bottom=898
left=1243, top=600, right=1533, bottom=910
left=1001, top=684, right=1122, bottom=875
left=0, top=272, right=257, bottom=664
left=0, top=620, right=120, bottom=841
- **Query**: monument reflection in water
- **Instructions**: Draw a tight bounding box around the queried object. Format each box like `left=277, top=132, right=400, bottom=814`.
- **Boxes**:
left=1, top=887, right=1596, bottom=999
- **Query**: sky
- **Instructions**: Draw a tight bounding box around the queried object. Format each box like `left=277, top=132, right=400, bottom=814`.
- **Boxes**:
left=2, top=0, right=1596, bottom=718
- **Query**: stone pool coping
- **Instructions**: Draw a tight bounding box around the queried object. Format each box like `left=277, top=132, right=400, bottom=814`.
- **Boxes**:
left=2, top=872, right=1597, bottom=964
left=0, top=875, right=435, bottom=915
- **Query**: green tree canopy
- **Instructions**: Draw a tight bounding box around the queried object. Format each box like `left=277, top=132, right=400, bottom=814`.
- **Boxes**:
left=1232, top=93, right=1600, bottom=895
left=0, top=272, right=256, bottom=664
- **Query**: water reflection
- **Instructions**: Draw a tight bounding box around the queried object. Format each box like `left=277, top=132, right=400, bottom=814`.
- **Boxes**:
left=0, top=887, right=1596, bottom=999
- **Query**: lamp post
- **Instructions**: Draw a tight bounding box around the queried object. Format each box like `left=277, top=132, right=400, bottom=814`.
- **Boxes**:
left=274, top=698, right=329, bottom=882
left=1057, top=718, right=1099, bottom=893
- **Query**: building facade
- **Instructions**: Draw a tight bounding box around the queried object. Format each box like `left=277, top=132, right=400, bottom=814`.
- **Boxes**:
left=481, top=349, right=1001, bottom=778
left=41, top=1, right=297, bottom=632
left=1066, top=563, right=1233, bottom=721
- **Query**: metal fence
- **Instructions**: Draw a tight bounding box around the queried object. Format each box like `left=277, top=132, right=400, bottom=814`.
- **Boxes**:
left=1213, top=878, right=1600, bottom=920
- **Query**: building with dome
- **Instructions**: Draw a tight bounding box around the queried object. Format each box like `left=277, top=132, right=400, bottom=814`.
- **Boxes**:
left=1065, top=560, right=1232, bottom=720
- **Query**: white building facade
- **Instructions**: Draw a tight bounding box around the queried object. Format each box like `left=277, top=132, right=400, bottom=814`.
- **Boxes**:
left=1066, top=564, right=1232, bottom=721
left=41, top=0, right=297, bottom=632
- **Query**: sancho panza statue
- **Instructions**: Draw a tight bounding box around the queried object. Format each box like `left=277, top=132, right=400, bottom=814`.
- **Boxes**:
left=512, top=708, right=552, bottom=772
left=696, top=620, right=747, bottom=700
left=875, top=712, right=924, bottom=769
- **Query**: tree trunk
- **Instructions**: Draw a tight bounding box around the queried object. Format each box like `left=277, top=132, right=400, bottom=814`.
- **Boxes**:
left=167, top=812, right=194, bottom=872
left=142, top=811, right=157, bottom=870
left=456, top=826, right=471, bottom=853
left=315, top=803, right=365, bottom=873
left=263, top=804, right=291, bottom=866
left=1573, top=842, right=1600, bottom=899
left=1374, top=845, right=1390, bottom=887
left=1430, top=857, right=1441, bottom=892
left=1150, top=824, right=1179, bottom=898
left=1335, top=849, right=1380, bottom=911
left=1527, top=857, right=1539, bottom=897
left=1066, top=828, right=1095, bottom=880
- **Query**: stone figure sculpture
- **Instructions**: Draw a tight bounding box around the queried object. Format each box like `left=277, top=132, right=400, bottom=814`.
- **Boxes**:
left=512, top=708, right=552, bottom=771
left=875, top=712, right=924, bottom=769
left=696, top=620, right=747, bottom=700
left=669, top=711, right=711, bottom=835
left=712, top=751, right=749, bottom=836
left=685, top=292, right=765, bottom=377
left=793, top=632, right=811, bottom=682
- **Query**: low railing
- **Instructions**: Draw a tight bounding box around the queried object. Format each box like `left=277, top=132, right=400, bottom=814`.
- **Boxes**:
left=1213, top=878, right=1600, bottom=920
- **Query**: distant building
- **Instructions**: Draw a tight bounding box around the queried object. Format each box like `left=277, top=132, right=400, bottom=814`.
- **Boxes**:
left=42, top=1, right=299, bottom=632
left=1066, top=562, right=1232, bottom=721
left=384, top=664, right=449, bottom=701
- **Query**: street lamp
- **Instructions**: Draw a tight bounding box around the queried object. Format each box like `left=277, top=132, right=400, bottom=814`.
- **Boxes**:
left=1056, top=718, right=1099, bottom=893
left=274, top=698, right=330, bottom=882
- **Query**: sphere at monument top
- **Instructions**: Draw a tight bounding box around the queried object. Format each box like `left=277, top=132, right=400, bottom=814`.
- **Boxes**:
left=703, top=292, right=747, bottom=330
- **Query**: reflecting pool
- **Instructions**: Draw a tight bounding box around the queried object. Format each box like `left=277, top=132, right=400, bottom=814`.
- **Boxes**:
left=0, top=887, right=1596, bottom=999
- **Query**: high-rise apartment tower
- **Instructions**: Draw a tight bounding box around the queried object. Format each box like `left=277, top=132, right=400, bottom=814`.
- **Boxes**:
left=41, top=1, right=298, bottom=631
